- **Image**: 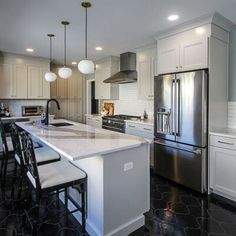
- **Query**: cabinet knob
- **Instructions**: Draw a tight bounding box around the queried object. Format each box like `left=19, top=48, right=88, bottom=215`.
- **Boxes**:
left=176, top=66, right=178, bottom=69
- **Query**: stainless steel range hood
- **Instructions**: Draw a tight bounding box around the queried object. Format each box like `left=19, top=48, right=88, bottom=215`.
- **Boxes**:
left=103, top=52, right=137, bottom=84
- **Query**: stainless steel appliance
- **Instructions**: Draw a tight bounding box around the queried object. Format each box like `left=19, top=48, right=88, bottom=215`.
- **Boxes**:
left=103, top=52, right=137, bottom=84
left=154, top=70, right=208, bottom=193
left=22, top=106, right=43, bottom=116
left=102, top=115, right=140, bottom=133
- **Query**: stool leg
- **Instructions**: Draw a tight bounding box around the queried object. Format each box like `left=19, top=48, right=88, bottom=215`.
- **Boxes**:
left=64, top=187, right=68, bottom=210
left=81, top=183, right=86, bottom=232
left=1, top=154, right=8, bottom=199
left=11, top=160, right=18, bottom=199
left=17, top=167, right=24, bottom=200
left=33, top=193, right=40, bottom=236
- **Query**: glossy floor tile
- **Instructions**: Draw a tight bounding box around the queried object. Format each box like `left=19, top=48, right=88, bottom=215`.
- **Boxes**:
left=1, top=160, right=236, bottom=236
left=131, top=172, right=236, bottom=236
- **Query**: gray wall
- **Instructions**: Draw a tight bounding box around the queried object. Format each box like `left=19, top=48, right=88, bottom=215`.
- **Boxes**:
left=229, top=28, right=236, bottom=101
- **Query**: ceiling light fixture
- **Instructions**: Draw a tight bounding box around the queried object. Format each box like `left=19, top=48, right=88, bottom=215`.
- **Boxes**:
left=26, top=48, right=34, bottom=52
left=78, top=2, right=95, bottom=75
left=58, top=21, right=72, bottom=79
left=95, top=46, right=103, bottom=51
left=44, top=34, right=57, bottom=82
left=168, top=14, right=179, bottom=21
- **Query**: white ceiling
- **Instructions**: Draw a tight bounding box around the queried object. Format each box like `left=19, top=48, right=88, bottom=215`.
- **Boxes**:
left=0, top=0, right=236, bottom=65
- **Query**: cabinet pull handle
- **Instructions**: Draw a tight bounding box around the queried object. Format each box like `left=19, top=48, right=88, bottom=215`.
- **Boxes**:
left=176, top=66, right=178, bottom=69
left=218, top=141, right=234, bottom=145
left=144, top=128, right=152, bottom=131
left=128, top=125, right=136, bottom=128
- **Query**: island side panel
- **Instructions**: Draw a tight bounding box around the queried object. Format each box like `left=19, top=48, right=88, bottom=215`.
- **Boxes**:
left=72, top=156, right=105, bottom=236
left=103, top=143, right=150, bottom=236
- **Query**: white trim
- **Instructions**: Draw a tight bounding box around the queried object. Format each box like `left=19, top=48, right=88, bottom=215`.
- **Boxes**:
left=59, top=193, right=144, bottom=236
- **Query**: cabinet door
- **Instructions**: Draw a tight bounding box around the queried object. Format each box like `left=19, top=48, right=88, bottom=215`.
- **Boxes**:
left=180, top=37, right=208, bottom=71
left=68, top=71, right=83, bottom=99
left=28, top=66, right=40, bottom=99
left=0, top=64, right=13, bottom=99
left=210, top=146, right=236, bottom=199
left=13, top=65, right=28, bottom=98
left=95, top=63, right=111, bottom=100
left=157, top=38, right=179, bottom=74
left=57, top=100, right=68, bottom=119
left=57, top=77, right=68, bottom=99
left=86, top=116, right=93, bottom=126
left=41, top=68, right=50, bottom=99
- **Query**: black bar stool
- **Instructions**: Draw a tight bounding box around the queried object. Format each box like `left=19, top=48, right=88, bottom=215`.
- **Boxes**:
left=20, top=131, right=87, bottom=235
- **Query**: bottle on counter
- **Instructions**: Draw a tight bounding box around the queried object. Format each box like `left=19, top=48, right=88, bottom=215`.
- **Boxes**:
left=41, top=112, right=46, bottom=125
left=143, top=109, right=148, bottom=120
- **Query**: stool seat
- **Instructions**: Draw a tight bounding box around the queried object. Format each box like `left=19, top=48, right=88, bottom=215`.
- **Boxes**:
left=27, top=161, right=86, bottom=189
left=14, top=146, right=60, bottom=165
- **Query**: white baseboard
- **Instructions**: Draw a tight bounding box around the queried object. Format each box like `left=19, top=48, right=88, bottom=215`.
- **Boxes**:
left=59, top=193, right=144, bottom=236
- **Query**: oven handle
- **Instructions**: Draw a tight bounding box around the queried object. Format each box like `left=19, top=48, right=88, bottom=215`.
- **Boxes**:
left=154, top=140, right=201, bottom=155
left=102, top=125, right=123, bottom=132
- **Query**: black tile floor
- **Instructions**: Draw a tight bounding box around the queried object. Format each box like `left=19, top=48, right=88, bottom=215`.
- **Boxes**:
left=1, top=164, right=236, bottom=236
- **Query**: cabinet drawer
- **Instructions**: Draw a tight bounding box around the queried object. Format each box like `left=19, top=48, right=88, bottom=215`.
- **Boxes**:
left=210, top=135, right=236, bottom=150
left=125, top=122, right=154, bottom=135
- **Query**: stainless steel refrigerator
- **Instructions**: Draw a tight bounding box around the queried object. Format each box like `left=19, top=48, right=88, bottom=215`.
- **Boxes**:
left=154, top=70, right=208, bottom=193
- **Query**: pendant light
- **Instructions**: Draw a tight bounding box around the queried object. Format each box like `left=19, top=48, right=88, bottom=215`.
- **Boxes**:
left=58, top=21, right=72, bottom=79
left=45, top=34, right=57, bottom=82
left=78, top=2, right=94, bottom=74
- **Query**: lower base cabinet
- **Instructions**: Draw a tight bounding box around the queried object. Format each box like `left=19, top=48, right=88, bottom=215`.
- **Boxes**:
left=85, top=115, right=102, bottom=128
left=125, top=121, right=154, bottom=167
left=210, top=134, right=236, bottom=201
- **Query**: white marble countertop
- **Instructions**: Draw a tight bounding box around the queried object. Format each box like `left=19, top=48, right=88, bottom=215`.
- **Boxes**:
left=210, top=128, right=236, bottom=139
left=16, top=119, right=147, bottom=161
left=125, top=119, right=154, bottom=126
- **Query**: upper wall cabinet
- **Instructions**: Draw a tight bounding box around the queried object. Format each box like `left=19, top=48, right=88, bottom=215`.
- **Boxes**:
left=0, top=53, right=50, bottom=99
left=137, top=45, right=157, bottom=99
left=95, top=56, right=119, bottom=100
left=0, top=64, right=28, bottom=99
left=28, top=66, right=50, bottom=99
left=157, top=26, right=209, bottom=74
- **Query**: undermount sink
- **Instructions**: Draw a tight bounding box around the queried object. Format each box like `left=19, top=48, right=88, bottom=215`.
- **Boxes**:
left=50, top=122, right=73, bottom=127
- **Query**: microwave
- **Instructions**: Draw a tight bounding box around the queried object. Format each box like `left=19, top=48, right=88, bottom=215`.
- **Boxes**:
left=22, top=106, right=44, bottom=116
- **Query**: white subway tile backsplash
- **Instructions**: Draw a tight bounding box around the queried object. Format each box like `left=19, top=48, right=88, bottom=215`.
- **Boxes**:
left=0, top=99, right=47, bottom=116
left=102, top=83, right=154, bottom=117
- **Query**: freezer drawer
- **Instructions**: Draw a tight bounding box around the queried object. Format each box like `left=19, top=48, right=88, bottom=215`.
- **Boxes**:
left=154, top=139, right=207, bottom=193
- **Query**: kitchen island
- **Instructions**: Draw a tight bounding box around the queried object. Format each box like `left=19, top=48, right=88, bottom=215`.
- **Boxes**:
left=16, top=119, right=150, bottom=236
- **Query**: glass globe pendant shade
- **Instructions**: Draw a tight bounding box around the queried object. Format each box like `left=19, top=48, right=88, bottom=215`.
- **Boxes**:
left=44, top=72, right=57, bottom=82
left=78, top=59, right=94, bottom=74
left=58, top=66, right=72, bottom=79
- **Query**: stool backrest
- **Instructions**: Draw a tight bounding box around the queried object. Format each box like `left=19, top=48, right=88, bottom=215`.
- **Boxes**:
left=0, top=121, right=9, bottom=157
left=19, top=131, right=40, bottom=189
left=10, top=123, right=24, bottom=166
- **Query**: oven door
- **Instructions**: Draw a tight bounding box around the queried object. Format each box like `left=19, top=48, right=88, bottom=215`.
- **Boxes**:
left=154, top=139, right=207, bottom=193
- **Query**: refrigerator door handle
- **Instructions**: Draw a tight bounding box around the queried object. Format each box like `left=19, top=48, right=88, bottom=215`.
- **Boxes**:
left=176, top=79, right=180, bottom=136
left=171, top=80, right=176, bottom=135
left=154, top=140, right=202, bottom=155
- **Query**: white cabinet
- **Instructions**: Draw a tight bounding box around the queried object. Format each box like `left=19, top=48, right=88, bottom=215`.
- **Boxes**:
left=0, top=64, right=28, bottom=99
left=12, top=65, right=28, bottom=98
left=27, top=66, right=50, bottom=99
left=210, top=134, right=236, bottom=201
left=125, top=121, right=154, bottom=167
left=157, top=26, right=209, bottom=74
left=137, top=46, right=157, bottom=99
left=86, top=115, right=102, bottom=128
left=95, top=57, right=119, bottom=100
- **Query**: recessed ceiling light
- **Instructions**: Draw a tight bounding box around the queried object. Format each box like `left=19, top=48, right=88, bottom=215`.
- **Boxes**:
left=168, top=15, right=179, bottom=21
left=72, top=61, right=77, bottom=65
left=95, top=46, right=103, bottom=51
left=26, top=48, right=34, bottom=52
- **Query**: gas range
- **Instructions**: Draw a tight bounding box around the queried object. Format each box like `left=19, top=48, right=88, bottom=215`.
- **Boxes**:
left=102, top=115, right=141, bottom=133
